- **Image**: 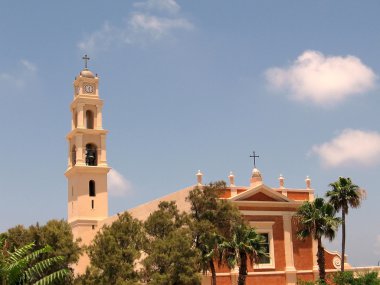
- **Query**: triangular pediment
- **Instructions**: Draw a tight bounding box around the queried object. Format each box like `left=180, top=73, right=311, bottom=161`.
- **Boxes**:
left=243, top=192, right=278, bottom=201
left=230, top=184, right=291, bottom=203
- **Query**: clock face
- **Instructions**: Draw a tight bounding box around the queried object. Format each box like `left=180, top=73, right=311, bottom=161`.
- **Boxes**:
left=84, top=84, right=94, bottom=93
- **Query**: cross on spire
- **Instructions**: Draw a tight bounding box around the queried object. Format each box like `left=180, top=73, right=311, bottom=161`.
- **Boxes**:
left=250, top=151, right=260, bottom=168
left=82, top=54, right=90, bottom=69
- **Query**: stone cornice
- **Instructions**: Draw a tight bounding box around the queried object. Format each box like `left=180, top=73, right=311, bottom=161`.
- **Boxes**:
left=65, top=165, right=111, bottom=177
left=234, top=200, right=302, bottom=208
left=66, top=128, right=108, bottom=140
left=70, top=96, right=103, bottom=109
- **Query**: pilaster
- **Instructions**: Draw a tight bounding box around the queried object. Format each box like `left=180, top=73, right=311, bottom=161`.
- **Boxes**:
left=283, top=213, right=297, bottom=285
left=77, top=103, right=85, bottom=128
left=96, top=104, right=103, bottom=130
left=67, top=143, right=71, bottom=167
left=75, top=134, right=85, bottom=165
left=312, top=237, right=319, bottom=279
left=100, top=134, right=107, bottom=166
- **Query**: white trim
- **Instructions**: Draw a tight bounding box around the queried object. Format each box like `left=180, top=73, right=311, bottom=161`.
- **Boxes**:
left=249, top=221, right=275, bottom=269
left=248, top=271, right=285, bottom=275
left=214, top=271, right=286, bottom=276
left=250, top=221, right=275, bottom=229
left=234, top=201, right=302, bottom=207
left=242, top=210, right=296, bottom=216
left=273, top=188, right=315, bottom=193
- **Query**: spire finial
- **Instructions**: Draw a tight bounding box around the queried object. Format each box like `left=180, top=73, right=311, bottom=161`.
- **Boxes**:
left=305, top=176, right=311, bottom=189
left=82, top=54, right=90, bottom=69
left=279, top=174, right=285, bottom=188
left=229, top=171, right=235, bottom=186
left=196, top=170, right=203, bottom=186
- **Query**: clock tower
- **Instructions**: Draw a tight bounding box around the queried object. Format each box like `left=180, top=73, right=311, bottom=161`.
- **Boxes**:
left=65, top=55, right=110, bottom=244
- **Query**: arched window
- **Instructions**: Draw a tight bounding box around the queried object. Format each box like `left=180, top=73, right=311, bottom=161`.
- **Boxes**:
left=85, top=144, right=97, bottom=166
left=71, top=145, right=77, bottom=166
left=86, top=110, right=94, bottom=129
left=89, top=180, right=96, bottom=197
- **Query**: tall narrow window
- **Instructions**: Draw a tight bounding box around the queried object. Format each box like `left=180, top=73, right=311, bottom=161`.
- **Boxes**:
left=91, top=200, right=94, bottom=209
left=89, top=180, right=96, bottom=197
left=259, top=233, right=270, bottom=264
left=73, top=112, right=78, bottom=128
left=85, top=144, right=97, bottom=166
left=86, top=110, right=94, bottom=129
left=72, top=145, right=77, bottom=166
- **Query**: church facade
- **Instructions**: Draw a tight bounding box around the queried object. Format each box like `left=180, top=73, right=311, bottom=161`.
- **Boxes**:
left=65, top=63, right=344, bottom=285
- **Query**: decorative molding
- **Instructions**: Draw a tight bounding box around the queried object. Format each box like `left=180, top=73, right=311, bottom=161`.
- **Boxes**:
left=333, top=256, right=341, bottom=269
left=66, top=128, right=108, bottom=140
left=241, top=210, right=296, bottom=216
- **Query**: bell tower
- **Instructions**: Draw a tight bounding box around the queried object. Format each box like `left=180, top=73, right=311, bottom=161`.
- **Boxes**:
left=65, top=55, right=110, bottom=243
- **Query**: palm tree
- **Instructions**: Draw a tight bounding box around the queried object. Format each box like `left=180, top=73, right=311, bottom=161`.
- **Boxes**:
left=218, top=224, right=267, bottom=285
left=0, top=239, right=69, bottom=285
left=196, top=228, right=221, bottom=285
left=186, top=182, right=243, bottom=285
left=326, top=177, right=365, bottom=272
left=296, top=198, right=340, bottom=283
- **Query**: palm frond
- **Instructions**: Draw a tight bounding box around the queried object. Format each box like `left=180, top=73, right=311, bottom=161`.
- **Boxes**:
left=32, top=268, right=70, bottom=285
left=23, top=255, right=65, bottom=281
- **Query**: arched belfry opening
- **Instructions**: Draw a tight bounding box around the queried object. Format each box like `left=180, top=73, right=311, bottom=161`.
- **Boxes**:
left=89, top=180, right=96, bottom=197
left=86, top=110, right=94, bottom=129
left=72, top=145, right=77, bottom=166
left=85, top=144, right=97, bottom=166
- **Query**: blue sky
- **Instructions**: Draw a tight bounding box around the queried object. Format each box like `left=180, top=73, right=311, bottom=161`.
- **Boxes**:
left=0, top=0, right=380, bottom=266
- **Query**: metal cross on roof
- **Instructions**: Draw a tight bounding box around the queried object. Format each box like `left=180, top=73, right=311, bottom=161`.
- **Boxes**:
left=250, top=151, right=260, bottom=168
left=82, top=54, right=90, bottom=69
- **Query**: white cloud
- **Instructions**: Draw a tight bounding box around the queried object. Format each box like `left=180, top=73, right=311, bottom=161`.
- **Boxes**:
left=0, top=60, right=37, bottom=90
left=134, top=0, right=180, bottom=14
left=108, top=169, right=132, bottom=197
left=311, top=129, right=380, bottom=168
left=129, top=13, right=193, bottom=40
left=20, top=59, right=37, bottom=73
left=77, top=22, right=118, bottom=54
left=78, top=0, right=192, bottom=53
left=266, top=50, right=377, bottom=107
left=0, top=73, right=24, bottom=88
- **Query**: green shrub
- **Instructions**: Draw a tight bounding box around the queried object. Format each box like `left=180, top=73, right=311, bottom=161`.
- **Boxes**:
left=331, top=271, right=355, bottom=285
left=355, top=272, right=380, bottom=285
left=298, top=272, right=380, bottom=285
left=329, top=271, right=380, bottom=285
left=297, top=279, right=325, bottom=285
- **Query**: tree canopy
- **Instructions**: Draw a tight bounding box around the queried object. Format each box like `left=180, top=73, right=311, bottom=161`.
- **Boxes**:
left=142, top=201, right=201, bottom=285
left=83, top=212, right=146, bottom=285
left=1, top=219, right=81, bottom=283
left=186, top=181, right=243, bottom=285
